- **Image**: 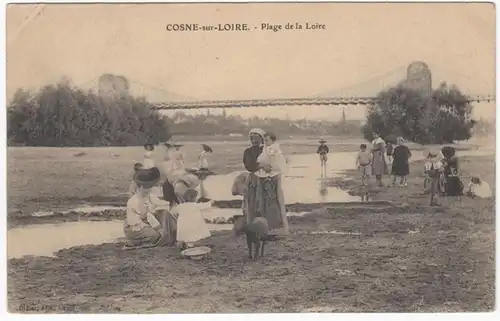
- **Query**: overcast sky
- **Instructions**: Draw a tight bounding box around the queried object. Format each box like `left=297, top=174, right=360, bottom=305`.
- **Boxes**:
left=6, top=2, right=495, bottom=120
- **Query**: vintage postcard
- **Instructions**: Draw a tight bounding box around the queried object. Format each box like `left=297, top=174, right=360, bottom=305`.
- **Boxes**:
left=4, top=1, right=496, bottom=314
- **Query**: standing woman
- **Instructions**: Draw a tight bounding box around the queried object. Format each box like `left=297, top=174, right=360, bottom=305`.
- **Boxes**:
left=242, top=128, right=289, bottom=237
left=371, top=132, right=388, bottom=187
left=391, top=137, right=412, bottom=187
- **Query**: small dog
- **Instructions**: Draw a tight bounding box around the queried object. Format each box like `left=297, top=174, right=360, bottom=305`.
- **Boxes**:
left=232, top=215, right=269, bottom=260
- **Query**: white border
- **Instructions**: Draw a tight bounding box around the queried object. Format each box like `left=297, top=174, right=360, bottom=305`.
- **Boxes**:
left=1, top=1, right=498, bottom=321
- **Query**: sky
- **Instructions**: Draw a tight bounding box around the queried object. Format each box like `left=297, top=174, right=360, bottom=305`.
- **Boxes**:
left=6, top=2, right=496, bottom=120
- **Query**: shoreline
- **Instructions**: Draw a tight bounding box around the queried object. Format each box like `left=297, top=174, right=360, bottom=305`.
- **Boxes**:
left=7, top=153, right=495, bottom=312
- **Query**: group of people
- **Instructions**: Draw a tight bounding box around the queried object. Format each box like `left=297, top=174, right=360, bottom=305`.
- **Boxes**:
left=123, top=128, right=291, bottom=250
left=353, top=132, right=491, bottom=204
left=123, top=142, right=215, bottom=250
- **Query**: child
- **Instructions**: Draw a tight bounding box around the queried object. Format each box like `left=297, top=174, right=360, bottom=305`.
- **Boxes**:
left=143, top=143, right=155, bottom=169
left=171, top=143, right=185, bottom=172
left=467, top=176, right=492, bottom=199
left=256, top=131, right=287, bottom=178
left=128, top=163, right=143, bottom=195
left=317, top=139, right=329, bottom=164
left=386, top=141, right=394, bottom=165
left=356, top=144, right=372, bottom=186
left=423, top=150, right=444, bottom=205
left=198, top=144, right=213, bottom=170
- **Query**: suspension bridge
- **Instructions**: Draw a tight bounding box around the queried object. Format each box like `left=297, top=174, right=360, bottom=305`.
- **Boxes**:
left=79, top=62, right=495, bottom=111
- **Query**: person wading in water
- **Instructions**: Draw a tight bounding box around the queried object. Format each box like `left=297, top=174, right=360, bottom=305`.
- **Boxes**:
left=317, top=139, right=329, bottom=179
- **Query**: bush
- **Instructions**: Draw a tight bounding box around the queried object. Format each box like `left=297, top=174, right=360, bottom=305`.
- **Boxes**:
left=362, top=82, right=475, bottom=144
left=7, top=78, right=171, bottom=147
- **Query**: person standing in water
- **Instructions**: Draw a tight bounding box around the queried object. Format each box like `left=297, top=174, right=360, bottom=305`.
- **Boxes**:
left=317, top=139, right=329, bottom=179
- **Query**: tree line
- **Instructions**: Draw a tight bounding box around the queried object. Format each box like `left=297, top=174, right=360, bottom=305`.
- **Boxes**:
left=362, top=82, right=477, bottom=144
left=7, top=78, right=171, bottom=147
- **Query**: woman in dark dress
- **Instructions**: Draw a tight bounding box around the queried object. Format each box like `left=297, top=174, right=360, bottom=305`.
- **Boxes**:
left=441, top=146, right=464, bottom=196
left=391, top=137, right=412, bottom=187
left=242, top=128, right=289, bottom=236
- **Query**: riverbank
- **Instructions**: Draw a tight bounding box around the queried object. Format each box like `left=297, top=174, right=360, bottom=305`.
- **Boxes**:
left=7, top=155, right=495, bottom=313
left=7, top=138, right=482, bottom=216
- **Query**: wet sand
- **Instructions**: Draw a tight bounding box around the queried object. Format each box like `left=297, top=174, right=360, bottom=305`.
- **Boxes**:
left=7, top=154, right=495, bottom=313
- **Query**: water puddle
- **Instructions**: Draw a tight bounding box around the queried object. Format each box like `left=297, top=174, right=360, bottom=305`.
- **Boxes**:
left=8, top=207, right=242, bottom=259
left=203, top=153, right=359, bottom=204
left=33, top=205, right=126, bottom=217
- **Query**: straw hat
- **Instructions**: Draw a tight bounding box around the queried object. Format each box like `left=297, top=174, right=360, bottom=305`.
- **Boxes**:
left=133, top=168, right=161, bottom=188
left=319, top=138, right=327, bottom=143
left=202, top=144, right=213, bottom=153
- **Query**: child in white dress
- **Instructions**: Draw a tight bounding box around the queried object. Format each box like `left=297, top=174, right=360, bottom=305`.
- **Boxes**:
left=143, top=143, right=155, bottom=169
left=256, top=132, right=287, bottom=178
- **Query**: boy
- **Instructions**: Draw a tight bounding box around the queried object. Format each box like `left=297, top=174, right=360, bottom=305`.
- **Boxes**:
left=356, top=144, right=372, bottom=186
left=256, top=131, right=287, bottom=178
left=423, top=150, right=444, bottom=206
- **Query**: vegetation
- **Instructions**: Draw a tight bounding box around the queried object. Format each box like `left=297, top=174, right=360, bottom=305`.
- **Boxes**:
left=362, top=82, right=476, bottom=144
left=169, top=111, right=363, bottom=137
left=7, top=77, right=171, bottom=147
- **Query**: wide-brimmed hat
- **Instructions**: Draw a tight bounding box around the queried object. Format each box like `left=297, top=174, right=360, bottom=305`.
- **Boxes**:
left=173, top=143, right=183, bottom=148
left=163, top=142, right=173, bottom=148
left=319, top=139, right=327, bottom=143
left=144, top=143, right=155, bottom=149
left=441, top=146, right=456, bottom=159
left=133, top=167, right=161, bottom=188
left=202, top=144, right=213, bottom=153
left=423, top=148, right=442, bottom=159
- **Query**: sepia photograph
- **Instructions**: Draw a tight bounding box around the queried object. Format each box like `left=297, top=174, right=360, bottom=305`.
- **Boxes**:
left=3, top=1, right=496, bottom=314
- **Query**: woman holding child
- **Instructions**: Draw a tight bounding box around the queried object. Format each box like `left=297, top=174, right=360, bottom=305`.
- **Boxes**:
left=242, top=128, right=289, bottom=237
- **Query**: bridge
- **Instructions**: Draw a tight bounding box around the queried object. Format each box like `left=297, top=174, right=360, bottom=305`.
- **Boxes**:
left=79, top=62, right=495, bottom=110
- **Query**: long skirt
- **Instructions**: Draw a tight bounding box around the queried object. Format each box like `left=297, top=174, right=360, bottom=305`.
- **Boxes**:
left=124, top=210, right=178, bottom=247
left=243, top=173, right=289, bottom=235
left=445, top=176, right=464, bottom=196
left=372, top=151, right=387, bottom=176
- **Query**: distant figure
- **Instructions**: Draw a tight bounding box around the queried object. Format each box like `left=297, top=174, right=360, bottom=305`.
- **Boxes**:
left=386, top=141, right=394, bottom=165
left=467, top=177, right=492, bottom=199
left=198, top=144, right=213, bottom=170
left=391, top=137, right=412, bottom=187
left=256, top=131, right=287, bottom=178
left=356, top=144, right=372, bottom=186
left=371, top=132, right=387, bottom=187
left=143, top=143, right=155, bottom=169
left=423, top=149, right=444, bottom=206
left=171, top=143, right=185, bottom=171
left=317, top=139, right=329, bottom=178
left=128, top=162, right=143, bottom=196
left=441, top=146, right=464, bottom=196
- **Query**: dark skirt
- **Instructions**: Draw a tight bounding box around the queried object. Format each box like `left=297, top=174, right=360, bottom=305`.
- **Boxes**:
left=391, top=161, right=410, bottom=176
left=445, top=176, right=464, bottom=196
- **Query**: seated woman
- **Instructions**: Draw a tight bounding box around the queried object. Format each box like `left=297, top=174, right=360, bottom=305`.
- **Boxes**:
left=123, top=167, right=178, bottom=250
left=467, top=177, right=492, bottom=199
left=163, top=178, right=211, bottom=249
left=441, top=146, right=464, bottom=196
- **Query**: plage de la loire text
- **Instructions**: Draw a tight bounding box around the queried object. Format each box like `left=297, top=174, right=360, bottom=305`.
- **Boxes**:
left=165, top=22, right=326, bottom=32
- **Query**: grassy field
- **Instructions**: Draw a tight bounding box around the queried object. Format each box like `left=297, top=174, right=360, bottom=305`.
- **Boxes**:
left=7, top=154, right=495, bottom=313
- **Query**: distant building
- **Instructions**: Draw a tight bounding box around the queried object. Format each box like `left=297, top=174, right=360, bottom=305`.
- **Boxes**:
left=98, top=74, right=130, bottom=99
left=402, top=61, right=432, bottom=97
